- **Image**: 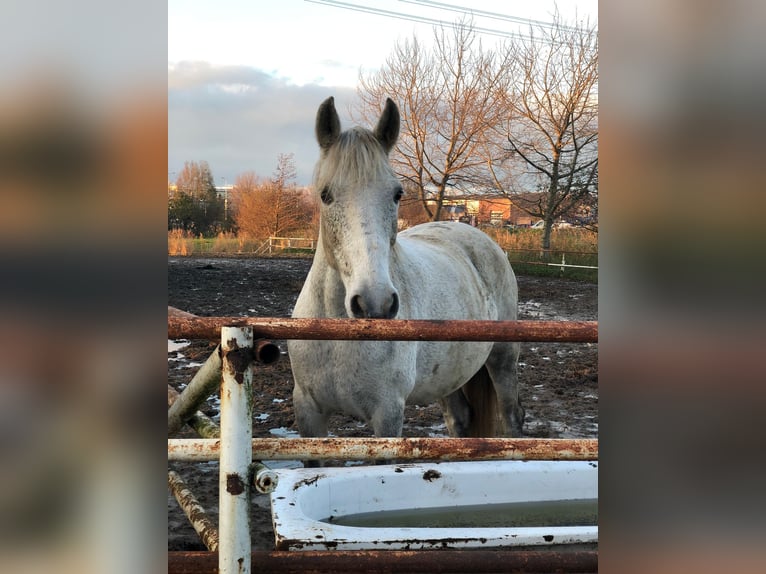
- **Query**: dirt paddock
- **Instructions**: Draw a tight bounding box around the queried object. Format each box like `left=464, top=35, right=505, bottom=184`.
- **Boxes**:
left=168, top=255, right=597, bottom=551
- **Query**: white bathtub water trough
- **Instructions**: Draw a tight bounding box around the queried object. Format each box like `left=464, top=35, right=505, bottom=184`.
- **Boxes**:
left=270, top=460, right=598, bottom=551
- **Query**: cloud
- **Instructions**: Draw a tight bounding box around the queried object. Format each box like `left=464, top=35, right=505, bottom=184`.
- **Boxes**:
left=168, top=61, right=357, bottom=185
left=168, top=61, right=279, bottom=92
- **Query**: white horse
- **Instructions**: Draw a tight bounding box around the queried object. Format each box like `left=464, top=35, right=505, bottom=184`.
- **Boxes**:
left=287, top=97, right=524, bottom=460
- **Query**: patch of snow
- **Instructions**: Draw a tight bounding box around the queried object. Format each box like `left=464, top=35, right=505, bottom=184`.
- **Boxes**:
left=168, top=339, right=190, bottom=353
left=269, top=427, right=300, bottom=438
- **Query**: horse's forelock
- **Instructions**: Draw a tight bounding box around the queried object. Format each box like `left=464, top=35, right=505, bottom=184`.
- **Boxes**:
left=315, top=127, right=392, bottom=191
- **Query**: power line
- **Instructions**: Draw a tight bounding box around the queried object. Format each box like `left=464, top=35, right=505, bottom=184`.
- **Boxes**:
left=305, top=0, right=595, bottom=40
left=400, top=0, right=590, bottom=33
left=303, top=0, right=555, bottom=42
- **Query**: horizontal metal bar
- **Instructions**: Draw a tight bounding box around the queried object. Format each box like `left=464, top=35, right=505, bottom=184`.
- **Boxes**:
left=168, top=550, right=598, bottom=573
left=168, top=306, right=199, bottom=319
left=508, top=260, right=598, bottom=270
left=168, top=315, right=598, bottom=343
left=506, top=247, right=598, bottom=256
left=168, top=307, right=282, bottom=363
left=168, top=437, right=598, bottom=462
left=546, top=263, right=598, bottom=269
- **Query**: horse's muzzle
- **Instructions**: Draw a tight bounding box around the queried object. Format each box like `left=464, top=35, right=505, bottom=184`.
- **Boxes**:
left=349, top=291, right=399, bottom=319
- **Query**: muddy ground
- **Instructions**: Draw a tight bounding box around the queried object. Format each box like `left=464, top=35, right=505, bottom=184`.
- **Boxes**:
left=167, top=256, right=597, bottom=551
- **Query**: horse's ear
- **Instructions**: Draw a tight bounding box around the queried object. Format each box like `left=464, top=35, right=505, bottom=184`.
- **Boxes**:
left=316, top=96, right=341, bottom=151
left=374, top=97, right=400, bottom=154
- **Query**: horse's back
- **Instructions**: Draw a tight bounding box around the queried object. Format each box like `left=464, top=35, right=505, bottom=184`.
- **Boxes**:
left=397, top=221, right=517, bottom=320
left=399, top=221, right=510, bottom=270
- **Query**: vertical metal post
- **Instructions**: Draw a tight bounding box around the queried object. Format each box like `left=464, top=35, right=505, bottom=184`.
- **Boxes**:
left=219, top=326, right=253, bottom=574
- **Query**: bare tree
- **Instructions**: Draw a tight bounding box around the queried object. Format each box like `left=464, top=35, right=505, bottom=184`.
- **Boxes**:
left=357, top=20, right=509, bottom=222
left=499, top=12, right=598, bottom=249
left=269, top=153, right=303, bottom=237
left=175, top=159, right=216, bottom=197
left=233, top=154, right=312, bottom=240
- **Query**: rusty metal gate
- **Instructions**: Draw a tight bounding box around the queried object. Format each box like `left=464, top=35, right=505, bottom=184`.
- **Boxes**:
left=167, top=307, right=598, bottom=573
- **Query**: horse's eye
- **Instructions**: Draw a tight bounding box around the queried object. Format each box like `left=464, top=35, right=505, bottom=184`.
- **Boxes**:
left=393, top=187, right=404, bottom=204
left=320, top=186, right=333, bottom=205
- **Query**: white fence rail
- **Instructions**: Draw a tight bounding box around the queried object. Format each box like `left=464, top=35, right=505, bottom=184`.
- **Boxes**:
left=267, top=236, right=316, bottom=253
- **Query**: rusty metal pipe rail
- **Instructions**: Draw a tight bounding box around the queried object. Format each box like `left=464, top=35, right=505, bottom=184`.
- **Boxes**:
left=168, top=437, right=598, bottom=462
left=168, top=314, right=598, bottom=343
left=168, top=549, right=598, bottom=573
left=167, top=308, right=599, bottom=572
left=167, top=471, right=219, bottom=552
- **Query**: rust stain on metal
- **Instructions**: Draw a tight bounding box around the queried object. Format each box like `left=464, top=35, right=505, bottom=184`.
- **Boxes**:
left=293, top=474, right=324, bottom=491
left=222, top=341, right=252, bottom=385
left=169, top=549, right=599, bottom=573
left=219, top=337, right=278, bottom=379
left=226, top=473, right=245, bottom=495
left=422, top=469, right=442, bottom=481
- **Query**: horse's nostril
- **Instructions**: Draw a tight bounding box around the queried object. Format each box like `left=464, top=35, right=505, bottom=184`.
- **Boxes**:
left=388, top=292, right=399, bottom=318
left=350, top=294, right=365, bottom=318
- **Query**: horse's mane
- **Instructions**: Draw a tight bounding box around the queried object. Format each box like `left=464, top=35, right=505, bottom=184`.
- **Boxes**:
left=314, top=127, right=393, bottom=190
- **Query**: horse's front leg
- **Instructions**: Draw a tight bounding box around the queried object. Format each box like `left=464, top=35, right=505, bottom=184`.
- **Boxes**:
left=369, top=397, right=406, bottom=465
left=293, top=384, right=329, bottom=468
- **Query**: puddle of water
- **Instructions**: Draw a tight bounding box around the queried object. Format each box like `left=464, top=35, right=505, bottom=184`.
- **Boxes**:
left=325, top=498, right=598, bottom=529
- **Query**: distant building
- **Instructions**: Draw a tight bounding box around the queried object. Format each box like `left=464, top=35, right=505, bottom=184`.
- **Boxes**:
left=214, top=185, right=234, bottom=200
left=429, top=191, right=596, bottom=228
left=435, top=193, right=542, bottom=227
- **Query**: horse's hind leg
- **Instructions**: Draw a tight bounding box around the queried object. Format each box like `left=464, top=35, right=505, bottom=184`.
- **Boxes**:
left=484, top=341, right=525, bottom=436
left=439, top=390, right=472, bottom=437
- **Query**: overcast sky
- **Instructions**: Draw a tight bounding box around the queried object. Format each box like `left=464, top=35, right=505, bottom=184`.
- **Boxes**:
left=168, top=0, right=597, bottom=186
